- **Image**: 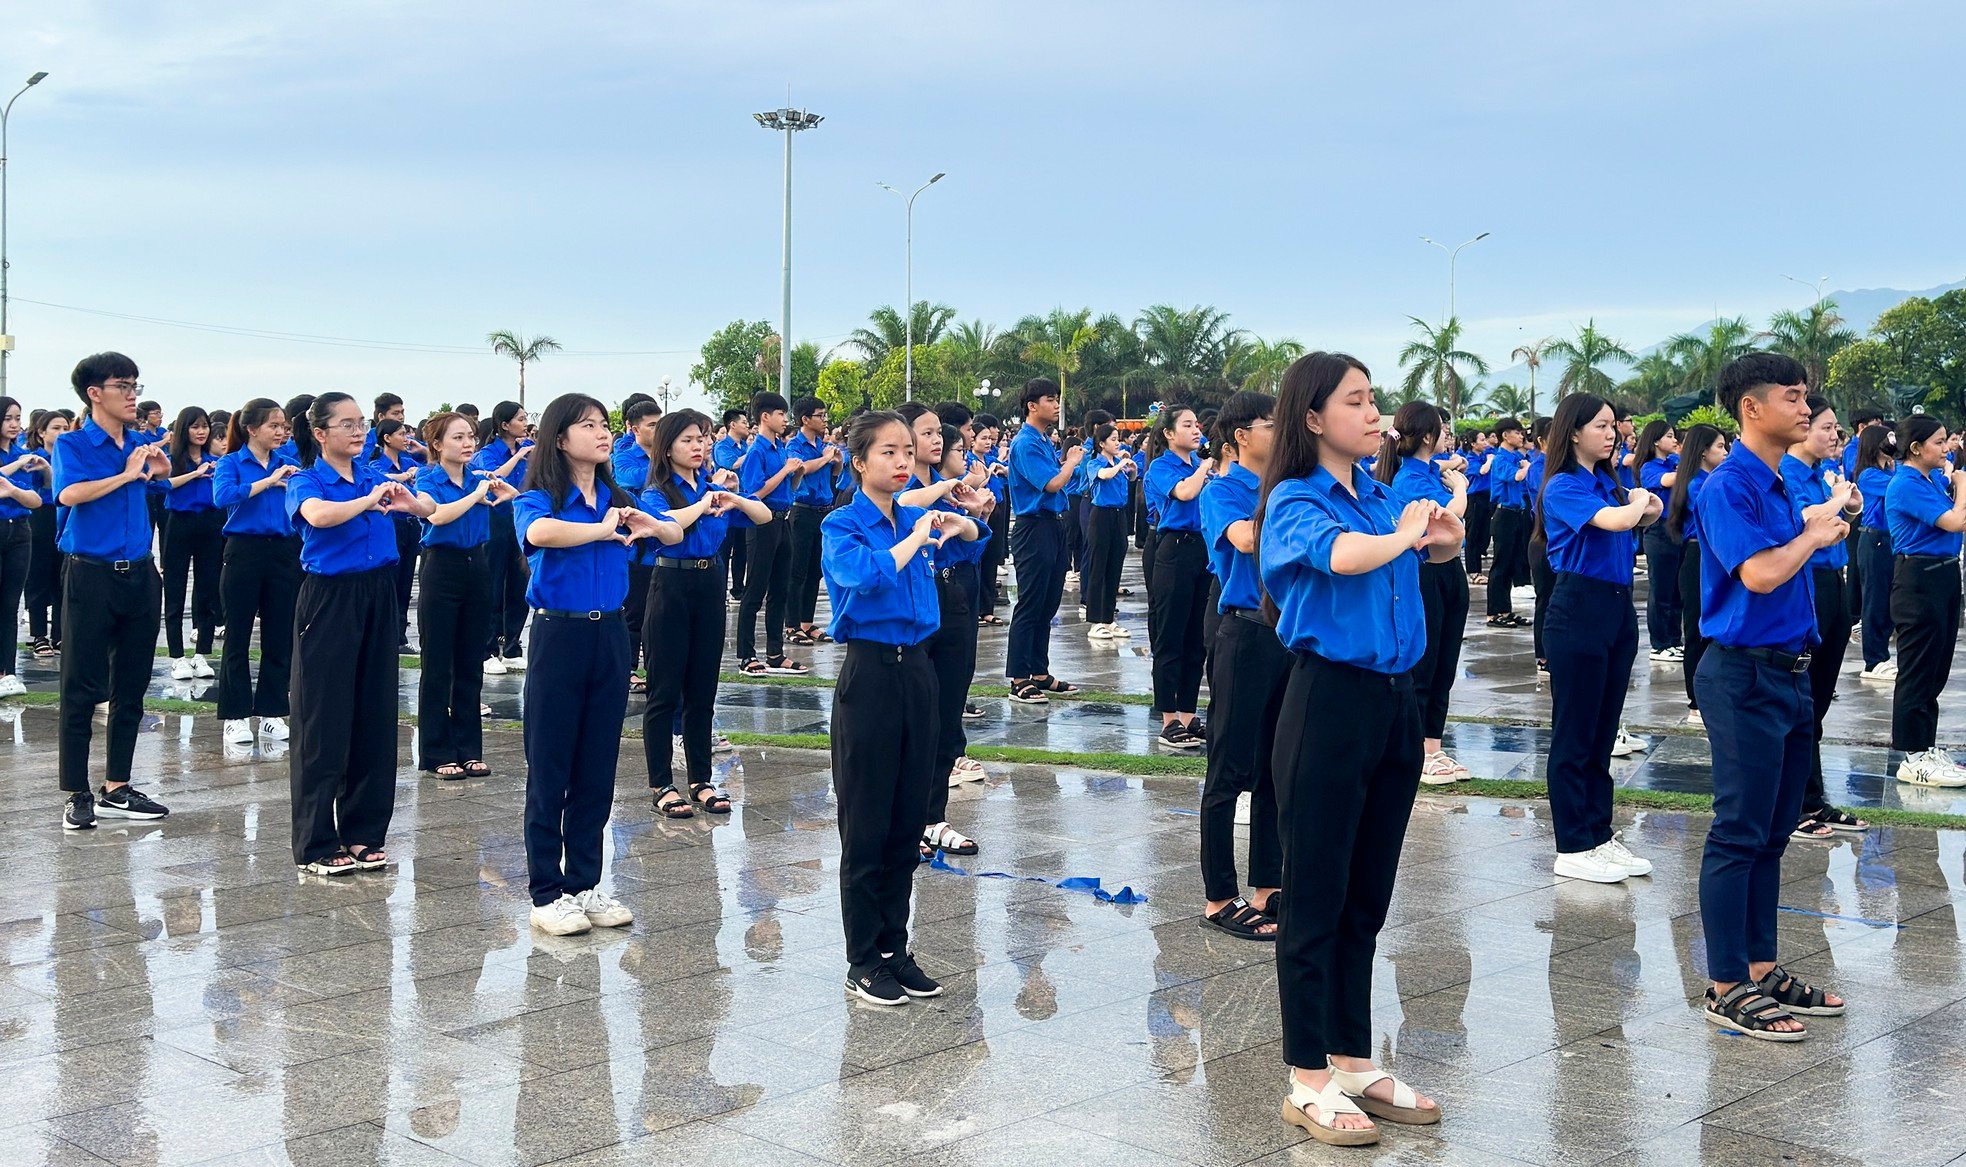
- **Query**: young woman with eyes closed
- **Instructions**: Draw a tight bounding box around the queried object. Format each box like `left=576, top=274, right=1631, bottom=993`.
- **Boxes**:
left=1144, top=405, right=1215, bottom=749
left=161, top=406, right=225, bottom=681
left=1259, top=353, right=1459, bottom=1146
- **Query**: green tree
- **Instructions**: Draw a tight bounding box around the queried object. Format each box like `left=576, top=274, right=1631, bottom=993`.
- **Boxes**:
left=486, top=330, right=562, bottom=411
left=1617, top=352, right=1684, bottom=411
left=1764, top=299, right=1857, bottom=398
left=1664, top=316, right=1756, bottom=402
left=1544, top=320, right=1634, bottom=400
left=1825, top=339, right=1895, bottom=416
left=1014, top=308, right=1099, bottom=415
left=1484, top=382, right=1532, bottom=417
left=1511, top=337, right=1552, bottom=417
left=845, top=302, right=956, bottom=368
left=1135, top=304, right=1241, bottom=396
left=1871, top=290, right=1966, bottom=416
left=816, top=358, right=869, bottom=417
left=1224, top=336, right=1306, bottom=394
left=1396, top=315, right=1488, bottom=416
left=690, top=319, right=775, bottom=413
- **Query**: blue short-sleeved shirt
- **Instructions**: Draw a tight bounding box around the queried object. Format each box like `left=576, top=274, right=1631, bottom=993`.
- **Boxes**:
left=1699, top=445, right=1817, bottom=650
left=927, top=472, right=990, bottom=568
left=983, top=448, right=1010, bottom=505
left=1007, top=425, right=1066, bottom=516
left=1841, top=440, right=1862, bottom=481
left=1258, top=465, right=1426, bottom=673
left=164, top=453, right=220, bottom=513
left=1540, top=465, right=1634, bottom=585
left=286, top=458, right=400, bottom=576
left=1463, top=449, right=1489, bottom=494
left=1885, top=463, right=1963, bottom=559
left=740, top=435, right=795, bottom=511
left=1857, top=466, right=1891, bottom=530
left=417, top=464, right=492, bottom=549
left=786, top=431, right=835, bottom=506
left=1780, top=455, right=1849, bottom=570
left=643, top=469, right=730, bottom=560
left=1200, top=462, right=1262, bottom=612
left=53, top=418, right=165, bottom=561
left=470, top=437, right=531, bottom=485
left=1639, top=454, right=1679, bottom=493
left=1524, top=451, right=1548, bottom=505
left=1088, top=456, right=1131, bottom=508
left=1390, top=456, right=1451, bottom=509
left=712, top=435, right=746, bottom=473
left=512, top=485, right=640, bottom=611
left=1613, top=444, right=1637, bottom=491
left=1489, top=447, right=1526, bottom=508
left=213, top=448, right=299, bottom=537
left=612, top=441, right=654, bottom=493
left=821, top=490, right=940, bottom=645
left=1145, top=451, right=1204, bottom=532
left=1677, top=471, right=1710, bottom=544
left=0, top=442, right=44, bottom=520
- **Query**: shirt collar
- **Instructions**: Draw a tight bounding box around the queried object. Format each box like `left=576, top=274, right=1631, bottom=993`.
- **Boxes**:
left=1728, top=443, right=1786, bottom=495
left=1225, top=462, right=1260, bottom=489
left=848, top=488, right=903, bottom=534
left=79, top=416, right=123, bottom=448
left=1308, top=462, right=1382, bottom=503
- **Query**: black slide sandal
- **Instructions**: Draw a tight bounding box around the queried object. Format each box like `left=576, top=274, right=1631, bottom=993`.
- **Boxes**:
left=1201, top=897, right=1277, bottom=942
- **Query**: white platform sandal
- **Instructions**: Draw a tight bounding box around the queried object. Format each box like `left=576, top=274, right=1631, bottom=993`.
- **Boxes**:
left=1281, top=1073, right=1381, bottom=1146
left=1328, top=1062, right=1442, bottom=1125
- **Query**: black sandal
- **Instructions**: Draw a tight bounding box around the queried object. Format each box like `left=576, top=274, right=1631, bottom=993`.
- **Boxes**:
left=344, top=845, right=388, bottom=871
left=1791, top=817, right=1834, bottom=841
left=1007, top=679, right=1049, bottom=705
left=783, top=628, right=815, bottom=646
left=1033, top=675, right=1079, bottom=695
left=1703, top=983, right=1806, bottom=1041
left=654, top=785, right=695, bottom=819
left=31, top=637, right=53, bottom=658
left=1815, top=807, right=1869, bottom=832
left=739, top=658, right=768, bottom=677
left=1754, top=964, right=1845, bottom=1016
left=978, top=614, right=1005, bottom=627
left=463, top=760, right=492, bottom=778
left=432, top=763, right=466, bottom=780
left=690, top=782, right=733, bottom=815
left=1201, top=897, right=1277, bottom=942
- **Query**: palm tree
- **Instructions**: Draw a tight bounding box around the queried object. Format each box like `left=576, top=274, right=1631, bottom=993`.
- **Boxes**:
left=1396, top=316, right=1488, bottom=416
left=1543, top=320, right=1634, bottom=401
left=1510, top=336, right=1552, bottom=416
left=1017, top=308, right=1100, bottom=414
left=1616, top=351, right=1683, bottom=410
left=486, top=330, right=562, bottom=410
left=1224, top=336, right=1306, bottom=394
left=1135, top=304, right=1241, bottom=395
left=1764, top=299, right=1858, bottom=399
left=1484, top=382, right=1532, bottom=417
left=1665, top=316, right=1757, bottom=403
left=845, top=302, right=956, bottom=368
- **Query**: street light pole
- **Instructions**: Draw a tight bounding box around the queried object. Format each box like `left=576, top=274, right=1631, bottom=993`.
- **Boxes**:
left=1782, top=273, right=1830, bottom=307
left=1420, top=231, right=1490, bottom=323
left=754, top=103, right=824, bottom=399
left=658, top=375, right=673, bottom=413
left=877, top=173, right=945, bottom=401
left=0, top=71, right=50, bottom=400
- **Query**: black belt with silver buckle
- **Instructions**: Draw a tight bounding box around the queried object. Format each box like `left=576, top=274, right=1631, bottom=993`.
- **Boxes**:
left=73, top=553, right=152, bottom=574
left=532, top=607, right=621, bottom=621
left=1731, top=645, right=1812, bottom=674
left=655, top=557, right=716, bottom=571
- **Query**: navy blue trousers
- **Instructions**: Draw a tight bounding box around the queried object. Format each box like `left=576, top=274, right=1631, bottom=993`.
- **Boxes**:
left=1007, top=511, right=1066, bottom=679
left=1542, top=573, right=1637, bottom=854
left=523, top=611, right=629, bottom=906
left=1695, top=645, right=1811, bottom=983
left=1856, top=527, right=1894, bottom=668
left=1641, top=525, right=1683, bottom=651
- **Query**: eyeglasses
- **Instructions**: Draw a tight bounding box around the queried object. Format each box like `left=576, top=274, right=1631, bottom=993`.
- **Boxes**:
left=97, top=382, right=143, bottom=396
left=322, top=420, right=365, bottom=433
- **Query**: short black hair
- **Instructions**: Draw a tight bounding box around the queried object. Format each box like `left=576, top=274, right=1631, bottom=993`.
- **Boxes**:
left=625, top=401, right=660, bottom=427
left=973, top=412, right=1001, bottom=431
left=1082, top=408, right=1113, bottom=430
left=750, top=391, right=789, bottom=419
left=456, top=402, right=480, bottom=418
left=137, top=400, right=162, bottom=420
left=69, top=352, right=140, bottom=407
left=620, top=392, right=654, bottom=415
left=1716, top=351, right=1809, bottom=421
left=934, top=401, right=973, bottom=427
left=1020, top=378, right=1061, bottom=410
left=721, top=408, right=749, bottom=427
left=1492, top=417, right=1524, bottom=438
left=373, top=392, right=403, bottom=417
left=794, top=395, right=826, bottom=422
left=1852, top=408, right=1885, bottom=428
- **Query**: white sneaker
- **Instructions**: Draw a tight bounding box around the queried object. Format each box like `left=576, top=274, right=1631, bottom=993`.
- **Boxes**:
left=0, top=674, right=23, bottom=698
left=170, top=657, right=195, bottom=681
left=570, top=888, right=633, bottom=928
left=260, top=716, right=289, bottom=741
left=1087, top=624, right=1114, bottom=641
left=1600, top=832, right=1653, bottom=876
left=1648, top=646, right=1683, bottom=663
left=483, top=655, right=509, bottom=676
left=1860, top=661, right=1898, bottom=682
left=1420, top=751, right=1470, bottom=785
left=1610, top=728, right=1650, bottom=758
left=1554, top=844, right=1631, bottom=884
left=1065, top=571, right=1079, bottom=589
left=504, top=655, right=527, bottom=672
left=1896, top=749, right=1966, bottom=788
left=530, top=894, right=593, bottom=935
left=223, top=719, right=253, bottom=746
left=191, top=653, right=216, bottom=679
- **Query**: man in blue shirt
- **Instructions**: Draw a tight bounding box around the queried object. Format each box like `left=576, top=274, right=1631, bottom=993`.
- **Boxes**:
left=735, top=392, right=819, bottom=675
left=53, top=353, right=174, bottom=830
left=1004, top=379, right=1084, bottom=702
left=784, top=396, right=839, bottom=646
left=713, top=408, right=752, bottom=602
left=1695, top=352, right=1849, bottom=1041
left=1483, top=418, right=1532, bottom=623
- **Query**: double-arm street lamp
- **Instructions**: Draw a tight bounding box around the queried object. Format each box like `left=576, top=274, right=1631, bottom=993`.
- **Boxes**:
left=876, top=173, right=945, bottom=400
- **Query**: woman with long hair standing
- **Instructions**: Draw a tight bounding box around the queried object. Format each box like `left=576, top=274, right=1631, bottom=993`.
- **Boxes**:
left=472, top=401, right=533, bottom=673
left=1375, top=402, right=1471, bottom=783
left=1537, top=394, right=1661, bottom=884
left=1261, top=354, right=1455, bottom=1146
left=286, top=392, right=433, bottom=875
left=0, top=397, right=47, bottom=697
left=1665, top=424, right=1727, bottom=725
left=1081, top=423, right=1136, bottom=641
left=161, top=407, right=225, bottom=681
left=370, top=418, right=423, bottom=650
left=414, top=412, right=516, bottom=780
left=1634, top=419, right=1684, bottom=662
left=23, top=409, right=69, bottom=659
left=1852, top=425, right=1898, bottom=681
left=1461, top=428, right=1492, bottom=583
left=1883, top=414, right=1966, bottom=787
left=1144, top=405, right=1214, bottom=749
left=212, top=400, right=301, bottom=747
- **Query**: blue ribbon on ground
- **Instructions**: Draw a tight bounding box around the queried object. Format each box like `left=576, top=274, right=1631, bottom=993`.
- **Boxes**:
left=925, top=852, right=1148, bottom=904
left=1776, top=905, right=1904, bottom=930
left=1165, top=808, right=1201, bottom=817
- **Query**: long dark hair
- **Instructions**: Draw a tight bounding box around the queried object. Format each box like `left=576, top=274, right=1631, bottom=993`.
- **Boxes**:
left=167, top=406, right=213, bottom=474
left=367, top=418, right=407, bottom=462
left=1255, top=352, right=1372, bottom=623
left=1899, top=414, right=1947, bottom=464
left=1631, top=417, right=1674, bottom=468
left=1143, top=404, right=1195, bottom=467
left=1534, top=394, right=1624, bottom=544
left=520, top=393, right=632, bottom=512
left=228, top=398, right=282, bottom=452
left=300, top=392, right=355, bottom=468
left=652, top=408, right=713, bottom=510
left=480, top=400, right=523, bottom=449
left=1372, top=401, right=1446, bottom=486
left=0, top=396, right=20, bottom=450
left=1666, top=423, right=1724, bottom=542
left=1212, top=390, right=1275, bottom=457
left=1855, top=424, right=1895, bottom=476
left=27, top=408, right=71, bottom=451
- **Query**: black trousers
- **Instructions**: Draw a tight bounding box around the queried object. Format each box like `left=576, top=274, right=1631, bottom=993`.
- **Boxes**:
left=643, top=561, right=725, bottom=789
left=737, top=514, right=791, bottom=661
left=1068, top=492, right=1090, bottom=575
left=1463, top=491, right=1493, bottom=575
left=1140, top=524, right=1159, bottom=595
left=1530, top=537, right=1554, bottom=662
left=1200, top=612, right=1285, bottom=902
left=1889, top=554, right=1961, bottom=752
left=1857, top=528, right=1894, bottom=668
left=0, top=519, right=29, bottom=676
left=1543, top=572, right=1637, bottom=854
left=523, top=611, right=629, bottom=906
left=926, top=566, right=979, bottom=823
left=1149, top=530, right=1210, bottom=714
left=1640, top=525, right=1684, bottom=651
left=217, top=534, right=301, bottom=720
left=289, top=567, right=399, bottom=864
left=1803, top=567, right=1851, bottom=815
left=1082, top=505, right=1127, bottom=625
left=484, top=507, right=529, bottom=659
left=1679, top=539, right=1708, bottom=709
left=1007, top=511, right=1066, bottom=679
left=623, top=559, right=653, bottom=672
left=1415, top=558, right=1469, bottom=738
left=722, top=524, right=749, bottom=599
left=1273, top=652, right=1421, bottom=1066
left=58, top=558, right=161, bottom=793
left=390, top=517, right=419, bottom=643
left=161, top=507, right=225, bottom=658
left=832, top=639, right=938, bottom=972
left=788, top=503, right=830, bottom=626
left=417, top=547, right=490, bottom=769
left=26, top=504, right=61, bottom=641
left=1844, top=521, right=1864, bottom=624
left=1486, top=505, right=1530, bottom=614
left=978, top=501, right=1009, bottom=612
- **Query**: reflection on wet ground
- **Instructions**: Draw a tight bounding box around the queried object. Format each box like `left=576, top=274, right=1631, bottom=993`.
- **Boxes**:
left=2, top=701, right=1963, bottom=1165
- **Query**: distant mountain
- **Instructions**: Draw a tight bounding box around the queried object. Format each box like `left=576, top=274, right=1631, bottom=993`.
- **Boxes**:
left=1473, top=277, right=1966, bottom=398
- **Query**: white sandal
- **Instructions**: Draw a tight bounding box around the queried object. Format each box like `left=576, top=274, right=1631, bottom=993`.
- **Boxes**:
left=1420, top=751, right=1470, bottom=786
left=1281, top=1073, right=1380, bottom=1146
left=952, top=756, right=987, bottom=782
left=921, top=821, right=979, bottom=856
left=1328, top=1062, right=1442, bottom=1125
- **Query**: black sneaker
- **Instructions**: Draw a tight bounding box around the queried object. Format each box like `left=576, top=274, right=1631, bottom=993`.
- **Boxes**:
left=887, top=954, right=943, bottom=998
left=962, top=703, right=984, bottom=721
left=63, top=792, right=96, bottom=831
left=97, top=785, right=169, bottom=821
left=1158, top=724, right=1201, bottom=750
left=845, top=964, right=909, bottom=1006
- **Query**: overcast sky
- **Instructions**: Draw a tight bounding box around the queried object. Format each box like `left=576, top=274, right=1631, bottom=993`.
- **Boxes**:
left=4, top=0, right=1962, bottom=419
